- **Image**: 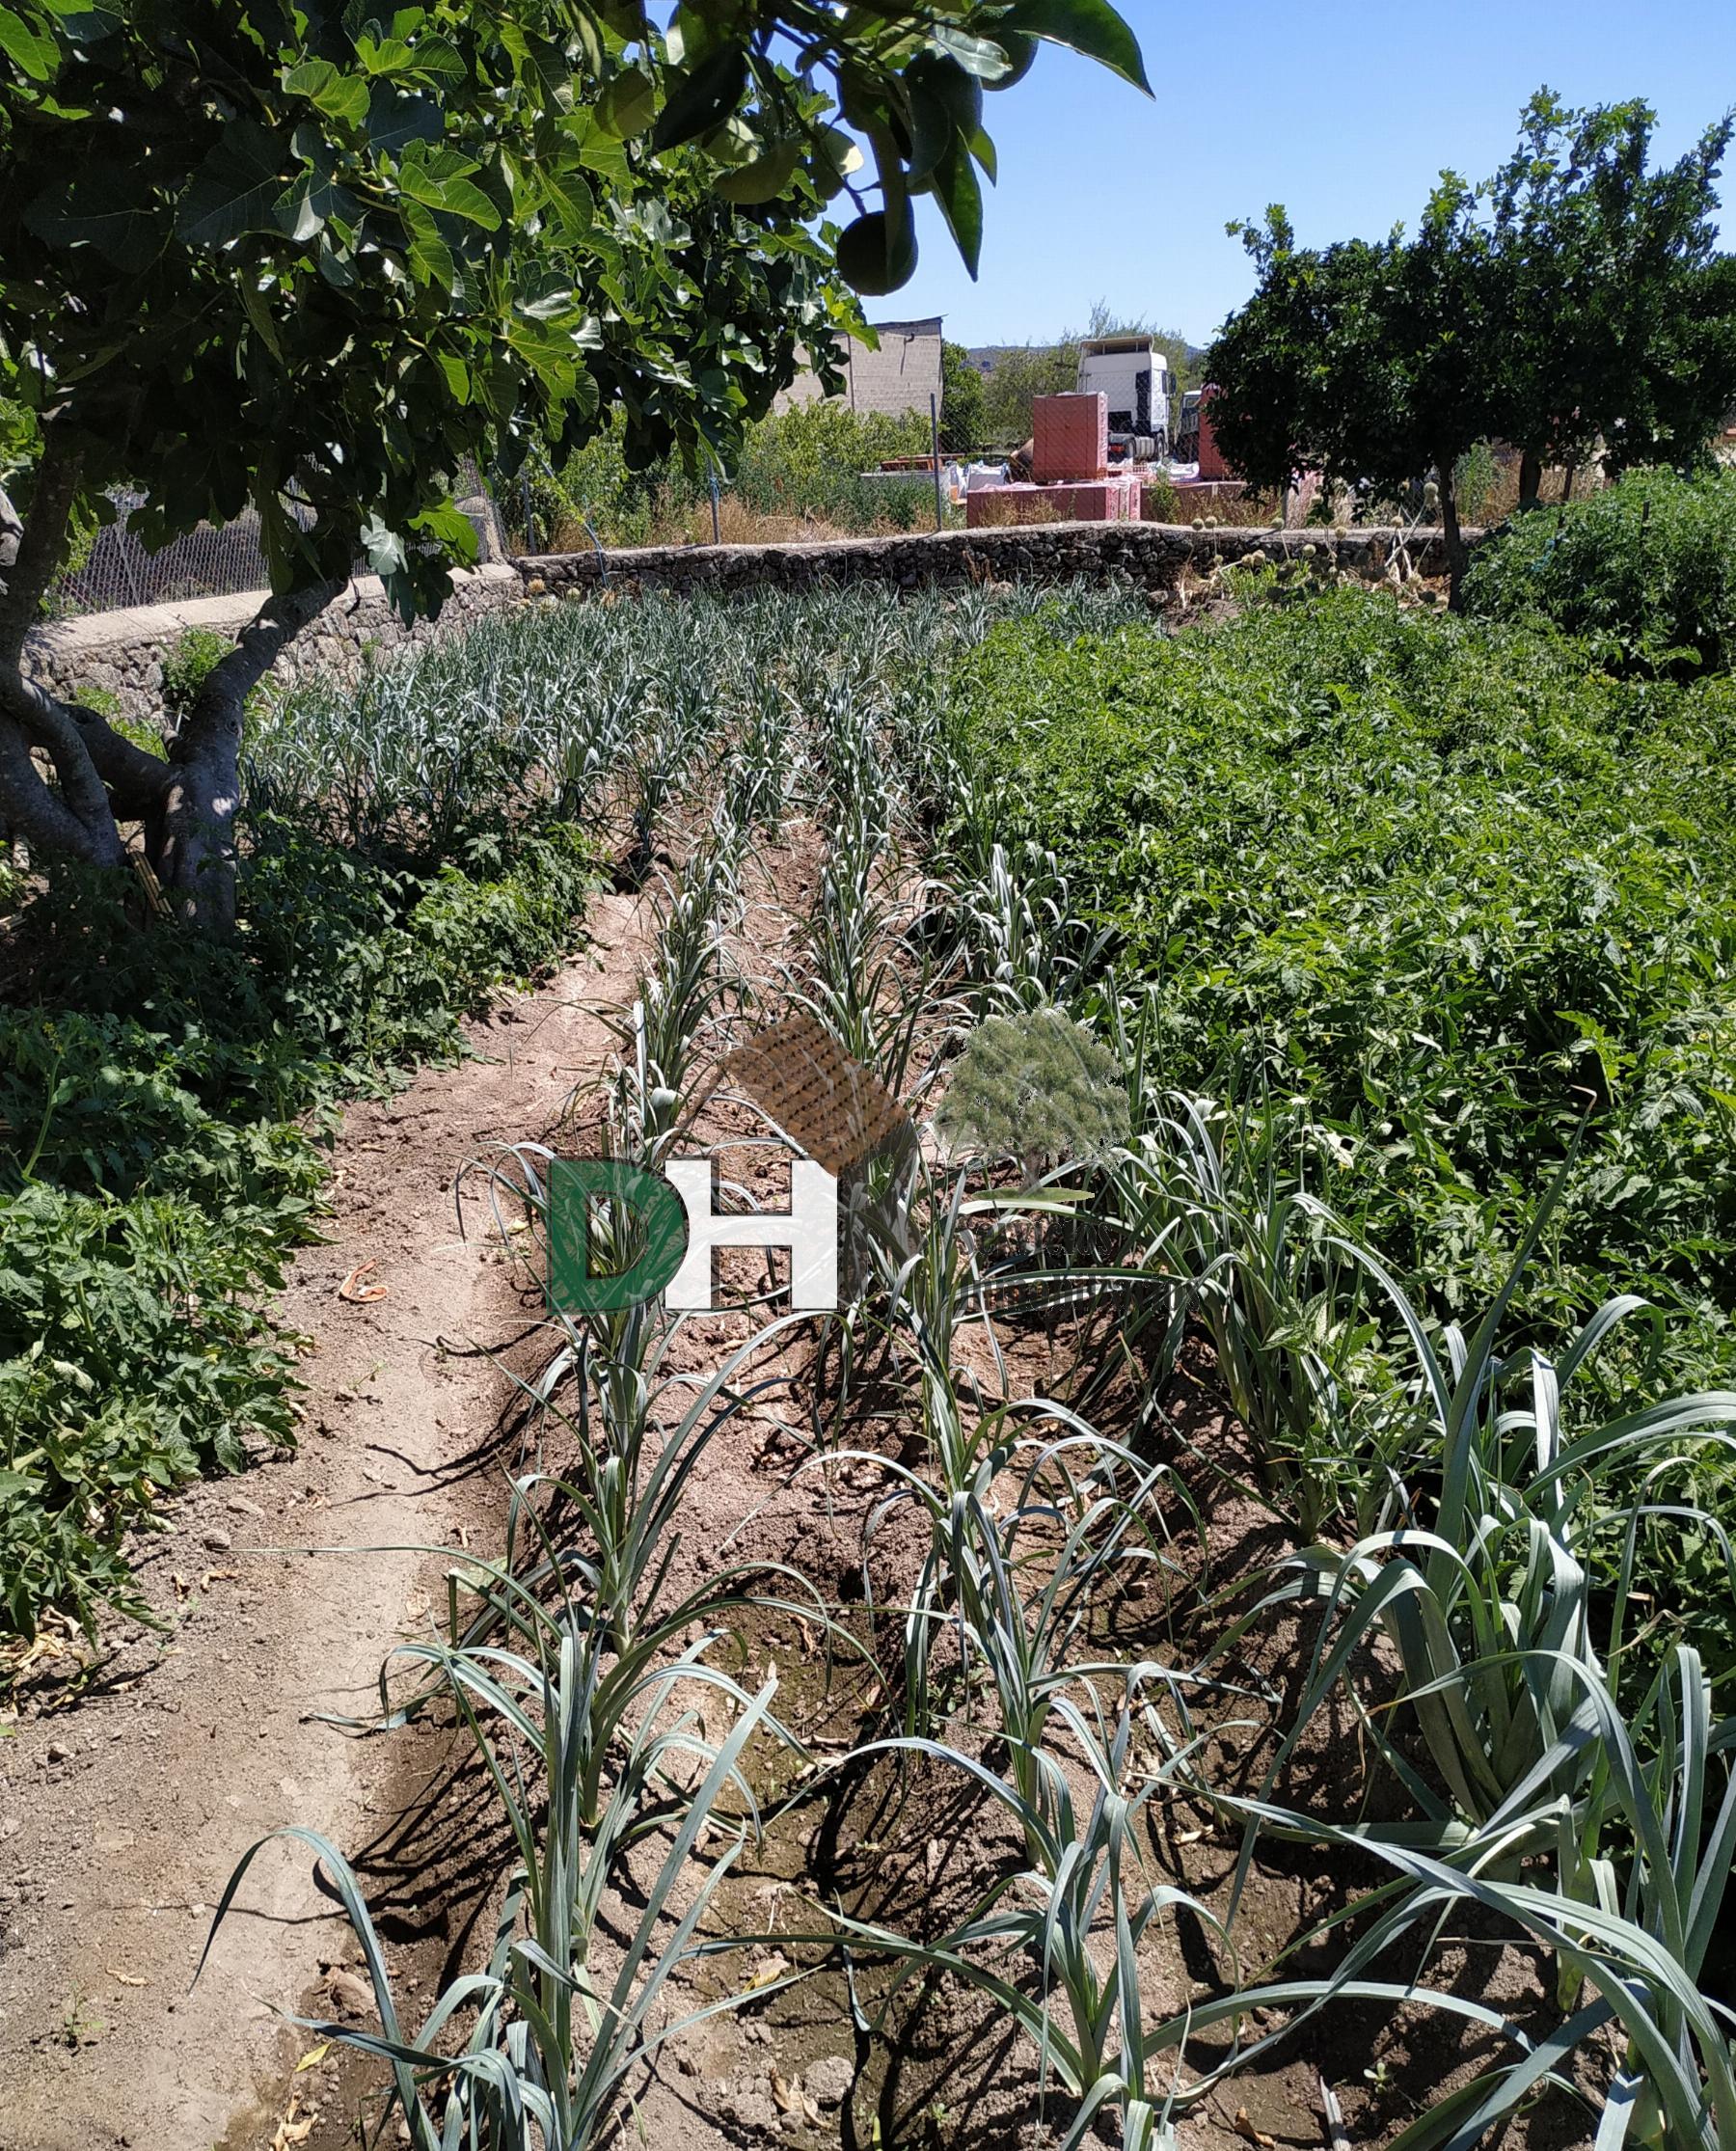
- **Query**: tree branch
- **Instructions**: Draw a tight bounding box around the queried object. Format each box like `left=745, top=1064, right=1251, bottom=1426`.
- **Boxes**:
left=159, top=575, right=345, bottom=930
left=0, top=710, right=119, bottom=863
left=169, top=576, right=347, bottom=762
left=0, top=427, right=81, bottom=666
left=0, top=667, right=169, bottom=816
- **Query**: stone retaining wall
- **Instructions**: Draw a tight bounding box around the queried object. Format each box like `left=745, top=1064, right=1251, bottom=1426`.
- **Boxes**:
left=22, top=562, right=520, bottom=723
left=516, top=521, right=1463, bottom=600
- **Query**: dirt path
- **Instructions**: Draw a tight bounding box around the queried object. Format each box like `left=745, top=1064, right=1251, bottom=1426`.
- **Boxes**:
left=0, top=892, right=650, bottom=2151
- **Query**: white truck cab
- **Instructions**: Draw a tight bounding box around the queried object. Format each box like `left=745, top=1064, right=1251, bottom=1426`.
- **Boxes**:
left=1076, top=336, right=1171, bottom=459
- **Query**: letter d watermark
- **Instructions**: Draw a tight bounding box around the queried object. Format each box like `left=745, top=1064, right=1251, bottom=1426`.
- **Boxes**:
left=548, top=1158, right=688, bottom=1314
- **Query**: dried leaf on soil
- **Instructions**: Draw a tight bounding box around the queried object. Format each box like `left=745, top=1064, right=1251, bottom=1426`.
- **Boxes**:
left=338, top=1260, right=390, bottom=1305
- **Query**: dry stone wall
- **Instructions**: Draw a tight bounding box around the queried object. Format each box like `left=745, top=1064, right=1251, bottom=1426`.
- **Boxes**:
left=516, top=521, right=1462, bottom=600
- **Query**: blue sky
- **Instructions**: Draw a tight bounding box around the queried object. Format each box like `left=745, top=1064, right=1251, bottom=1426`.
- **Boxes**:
left=891, top=0, right=1736, bottom=349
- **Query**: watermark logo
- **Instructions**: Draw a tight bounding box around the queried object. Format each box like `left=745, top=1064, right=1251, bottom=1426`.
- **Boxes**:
left=549, top=1013, right=912, bottom=1317
left=550, top=1154, right=839, bottom=1313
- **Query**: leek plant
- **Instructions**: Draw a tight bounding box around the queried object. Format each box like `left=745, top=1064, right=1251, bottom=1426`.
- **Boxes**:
left=1105, top=1090, right=1398, bottom=1540
left=1196, top=1644, right=1736, bottom=2151
left=1245, top=1186, right=1736, bottom=1842
left=830, top=1692, right=1230, bottom=2151
left=205, top=1676, right=787, bottom=2151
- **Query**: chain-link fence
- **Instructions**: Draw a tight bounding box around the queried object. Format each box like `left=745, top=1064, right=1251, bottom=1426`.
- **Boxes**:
left=45, top=472, right=508, bottom=617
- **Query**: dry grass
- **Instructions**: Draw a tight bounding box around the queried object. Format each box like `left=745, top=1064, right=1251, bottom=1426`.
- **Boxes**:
left=550, top=493, right=958, bottom=553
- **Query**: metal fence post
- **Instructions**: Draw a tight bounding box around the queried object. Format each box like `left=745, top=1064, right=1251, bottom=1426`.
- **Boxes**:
left=709, top=467, right=721, bottom=546
left=930, top=393, right=943, bottom=531
left=520, top=470, right=537, bottom=555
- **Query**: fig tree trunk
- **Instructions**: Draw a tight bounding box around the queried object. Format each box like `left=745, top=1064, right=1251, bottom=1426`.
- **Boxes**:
left=0, top=428, right=339, bottom=934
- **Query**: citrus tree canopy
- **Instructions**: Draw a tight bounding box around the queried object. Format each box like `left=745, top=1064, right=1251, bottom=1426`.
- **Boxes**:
left=1206, top=90, right=1736, bottom=602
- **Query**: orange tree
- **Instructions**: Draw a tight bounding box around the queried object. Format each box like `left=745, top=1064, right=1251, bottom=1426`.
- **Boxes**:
left=1207, top=90, right=1736, bottom=605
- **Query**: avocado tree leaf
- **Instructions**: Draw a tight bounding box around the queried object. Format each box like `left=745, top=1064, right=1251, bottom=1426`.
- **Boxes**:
left=929, top=139, right=983, bottom=278
left=1001, top=0, right=1151, bottom=92
left=652, top=42, right=747, bottom=150
left=929, top=23, right=1014, bottom=81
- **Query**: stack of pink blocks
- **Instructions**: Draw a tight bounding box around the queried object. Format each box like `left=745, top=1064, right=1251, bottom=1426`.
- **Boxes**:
left=966, top=475, right=1142, bottom=528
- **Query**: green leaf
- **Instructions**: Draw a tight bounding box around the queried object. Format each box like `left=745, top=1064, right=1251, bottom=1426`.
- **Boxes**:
left=902, top=80, right=953, bottom=183
left=434, top=349, right=471, bottom=402
left=928, top=139, right=984, bottom=278
left=238, top=275, right=285, bottom=361
left=274, top=166, right=362, bottom=244
left=411, top=496, right=480, bottom=563
left=23, top=162, right=166, bottom=263
left=651, top=43, right=747, bottom=151
left=982, top=26, right=1037, bottom=89
left=366, top=87, right=443, bottom=154
left=0, top=4, right=58, bottom=78
left=41, top=3, right=122, bottom=47
left=514, top=279, right=582, bottom=322
left=282, top=58, right=369, bottom=129
left=929, top=24, right=1014, bottom=82
left=398, top=145, right=501, bottom=230
left=537, top=168, right=594, bottom=240
left=359, top=514, right=407, bottom=578
left=176, top=119, right=290, bottom=249
left=1000, top=0, right=1151, bottom=92
left=807, top=124, right=863, bottom=202
left=402, top=195, right=454, bottom=287
left=560, top=107, right=633, bottom=186
left=712, top=142, right=800, bottom=204
left=595, top=65, right=655, bottom=140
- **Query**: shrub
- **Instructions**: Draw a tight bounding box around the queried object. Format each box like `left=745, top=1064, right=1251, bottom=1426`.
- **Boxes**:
left=731, top=400, right=933, bottom=529
left=160, top=627, right=234, bottom=723
left=1464, top=464, right=1736, bottom=676
left=1, top=806, right=601, bottom=1645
